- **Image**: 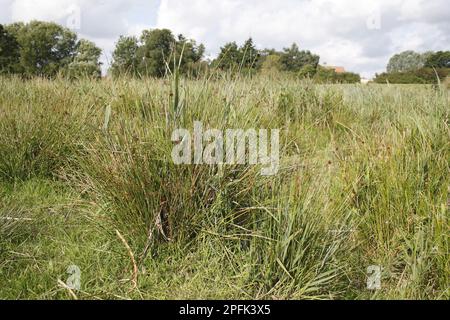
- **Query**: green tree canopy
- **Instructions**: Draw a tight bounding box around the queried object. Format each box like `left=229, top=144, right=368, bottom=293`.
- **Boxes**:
left=214, top=38, right=261, bottom=72
left=0, top=24, right=20, bottom=74
left=279, top=43, right=320, bottom=73
left=175, top=34, right=205, bottom=75
left=138, top=28, right=175, bottom=77
left=66, top=39, right=102, bottom=79
left=7, top=21, right=77, bottom=77
left=110, top=36, right=139, bottom=77
left=240, top=38, right=260, bottom=70
left=313, top=66, right=360, bottom=83
left=386, top=50, right=431, bottom=73
left=374, top=68, right=449, bottom=84
left=424, top=51, right=450, bottom=68
left=110, top=29, right=205, bottom=78
left=215, top=41, right=241, bottom=70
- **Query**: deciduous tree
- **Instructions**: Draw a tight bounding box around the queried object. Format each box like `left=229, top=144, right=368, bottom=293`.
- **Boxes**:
left=67, top=39, right=102, bottom=79
left=424, top=51, right=450, bottom=68
left=9, top=21, right=77, bottom=77
left=0, top=24, right=20, bottom=74
left=111, top=36, right=139, bottom=77
left=386, top=50, right=430, bottom=73
left=279, top=43, right=320, bottom=73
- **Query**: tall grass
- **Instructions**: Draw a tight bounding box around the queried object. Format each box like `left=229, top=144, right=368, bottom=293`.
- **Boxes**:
left=0, top=74, right=448, bottom=299
left=0, top=77, right=95, bottom=182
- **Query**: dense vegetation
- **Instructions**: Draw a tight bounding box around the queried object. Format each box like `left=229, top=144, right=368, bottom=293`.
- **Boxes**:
left=0, top=74, right=448, bottom=299
left=374, top=68, right=450, bottom=85
left=110, top=32, right=360, bottom=83
left=1, top=21, right=361, bottom=83
left=110, top=29, right=205, bottom=78
left=375, top=50, right=450, bottom=84
left=0, top=21, right=102, bottom=79
left=2, top=20, right=449, bottom=85
left=0, top=19, right=448, bottom=300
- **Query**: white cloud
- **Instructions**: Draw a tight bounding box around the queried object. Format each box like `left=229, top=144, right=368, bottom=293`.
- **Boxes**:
left=156, top=0, right=450, bottom=77
left=0, top=0, right=449, bottom=77
left=11, top=0, right=72, bottom=21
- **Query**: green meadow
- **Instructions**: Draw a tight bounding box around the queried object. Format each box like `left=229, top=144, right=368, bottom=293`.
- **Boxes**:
left=0, top=75, right=448, bottom=299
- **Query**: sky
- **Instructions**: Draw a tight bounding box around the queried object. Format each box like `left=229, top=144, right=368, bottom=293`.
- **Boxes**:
left=0, top=0, right=449, bottom=78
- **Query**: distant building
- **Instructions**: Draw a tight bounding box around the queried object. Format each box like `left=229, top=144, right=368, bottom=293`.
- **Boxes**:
left=324, top=66, right=346, bottom=74
left=360, top=77, right=371, bottom=84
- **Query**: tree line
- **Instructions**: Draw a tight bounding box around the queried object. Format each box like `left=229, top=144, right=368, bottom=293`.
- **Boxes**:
left=1, top=20, right=361, bottom=82
left=374, top=50, right=450, bottom=84
left=0, top=21, right=102, bottom=79
left=111, top=33, right=360, bottom=83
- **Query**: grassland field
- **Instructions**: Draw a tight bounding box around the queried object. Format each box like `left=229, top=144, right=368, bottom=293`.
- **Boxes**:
left=0, top=75, right=448, bottom=300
